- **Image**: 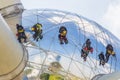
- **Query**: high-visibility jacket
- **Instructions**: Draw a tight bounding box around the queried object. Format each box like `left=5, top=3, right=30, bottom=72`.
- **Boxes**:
left=18, top=29, right=24, bottom=33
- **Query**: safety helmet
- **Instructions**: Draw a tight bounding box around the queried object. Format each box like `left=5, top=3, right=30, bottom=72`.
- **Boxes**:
left=63, top=31, right=66, bottom=34
left=31, top=27, right=35, bottom=31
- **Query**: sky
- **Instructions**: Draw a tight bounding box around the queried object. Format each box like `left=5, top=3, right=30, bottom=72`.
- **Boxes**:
left=21, top=0, right=120, bottom=39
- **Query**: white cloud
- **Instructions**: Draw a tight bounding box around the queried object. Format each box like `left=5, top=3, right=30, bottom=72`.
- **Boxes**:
left=102, top=1, right=120, bottom=39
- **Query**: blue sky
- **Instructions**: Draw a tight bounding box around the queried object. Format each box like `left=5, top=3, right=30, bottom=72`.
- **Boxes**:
left=21, top=0, right=120, bottom=39
left=21, top=0, right=110, bottom=20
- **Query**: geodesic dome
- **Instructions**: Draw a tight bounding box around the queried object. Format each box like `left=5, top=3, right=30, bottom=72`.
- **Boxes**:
left=22, top=9, right=120, bottom=80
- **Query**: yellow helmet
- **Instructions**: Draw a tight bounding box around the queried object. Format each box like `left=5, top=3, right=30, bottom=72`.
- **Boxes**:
left=61, top=31, right=66, bottom=36
left=31, top=27, right=35, bottom=31
left=63, top=31, right=66, bottom=34
left=107, top=50, right=115, bottom=55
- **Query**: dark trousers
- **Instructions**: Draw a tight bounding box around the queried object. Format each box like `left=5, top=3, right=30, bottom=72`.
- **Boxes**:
left=105, top=52, right=110, bottom=63
left=58, top=34, right=67, bottom=44
left=33, top=31, right=43, bottom=41
left=18, top=33, right=27, bottom=43
left=81, top=49, right=89, bottom=61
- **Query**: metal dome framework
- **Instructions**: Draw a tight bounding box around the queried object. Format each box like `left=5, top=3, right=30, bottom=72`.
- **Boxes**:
left=22, top=9, right=119, bottom=80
